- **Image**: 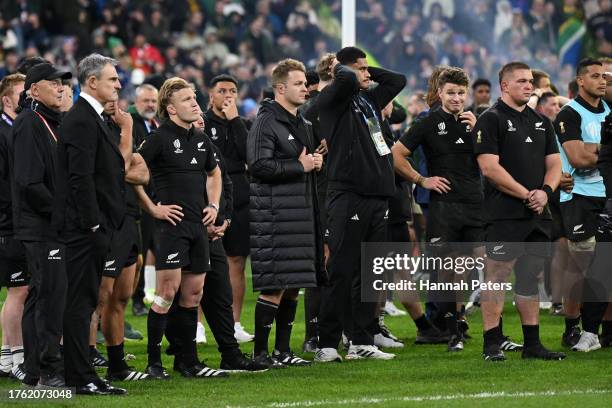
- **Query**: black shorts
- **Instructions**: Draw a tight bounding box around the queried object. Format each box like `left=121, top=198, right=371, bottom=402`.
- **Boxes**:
left=156, top=220, right=211, bottom=273
left=223, top=205, right=249, bottom=257
left=549, top=197, right=565, bottom=241
left=103, top=216, right=139, bottom=278
left=140, top=212, right=158, bottom=255
left=426, top=201, right=484, bottom=254
left=0, top=236, right=28, bottom=287
left=560, top=194, right=606, bottom=242
left=485, top=218, right=552, bottom=261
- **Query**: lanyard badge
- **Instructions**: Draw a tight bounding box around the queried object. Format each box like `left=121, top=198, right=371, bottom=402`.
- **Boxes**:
left=356, top=96, right=390, bottom=156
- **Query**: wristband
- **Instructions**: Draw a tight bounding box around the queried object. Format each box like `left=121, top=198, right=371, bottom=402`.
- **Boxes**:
left=208, top=203, right=219, bottom=212
left=542, top=184, right=553, bottom=201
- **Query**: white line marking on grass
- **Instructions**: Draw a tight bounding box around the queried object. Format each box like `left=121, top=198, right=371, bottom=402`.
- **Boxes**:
left=226, top=389, right=611, bottom=408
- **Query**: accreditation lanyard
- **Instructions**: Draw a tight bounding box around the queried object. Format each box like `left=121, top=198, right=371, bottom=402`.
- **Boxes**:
left=355, top=95, right=390, bottom=156
left=33, top=111, right=58, bottom=143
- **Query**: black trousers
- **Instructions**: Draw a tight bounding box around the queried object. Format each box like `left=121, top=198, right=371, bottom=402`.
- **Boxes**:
left=318, top=190, right=387, bottom=348
left=202, top=239, right=240, bottom=357
left=62, top=227, right=111, bottom=386
left=167, top=239, right=239, bottom=358
left=22, top=241, right=66, bottom=380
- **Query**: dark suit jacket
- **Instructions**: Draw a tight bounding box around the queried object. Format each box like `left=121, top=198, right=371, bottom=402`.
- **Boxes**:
left=130, top=111, right=158, bottom=148
left=53, top=96, right=126, bottom=232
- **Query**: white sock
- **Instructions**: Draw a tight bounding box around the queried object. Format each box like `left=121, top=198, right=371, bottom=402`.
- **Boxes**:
left=11, top=346, right=24, bottom=366
left=477, top=266, right=484, bottom=282
left=0, top=345, right=11, bottom=371
left=144, top=265, right=156, bottom=293
left=234, top=322, right=242, bottom=330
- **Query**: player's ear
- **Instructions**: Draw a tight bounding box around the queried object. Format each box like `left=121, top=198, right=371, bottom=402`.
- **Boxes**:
left=167, top=104, right=177, bottom=116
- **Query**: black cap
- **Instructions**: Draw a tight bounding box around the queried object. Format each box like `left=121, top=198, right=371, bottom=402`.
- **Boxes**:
left=25, top=63, right=72, bottom=90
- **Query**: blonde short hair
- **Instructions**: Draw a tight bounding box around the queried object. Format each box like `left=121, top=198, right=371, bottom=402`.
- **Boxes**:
left=158, top=77, right=194, bottom=119
left=271, top=59, right=306, bottom=88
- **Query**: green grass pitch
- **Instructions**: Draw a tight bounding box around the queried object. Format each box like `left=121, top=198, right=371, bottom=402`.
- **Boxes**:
left=1, top=264, right=610, bottom=407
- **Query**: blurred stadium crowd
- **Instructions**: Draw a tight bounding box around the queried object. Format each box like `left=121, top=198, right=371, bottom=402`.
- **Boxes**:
left=0, top=0, right=609, bottom=113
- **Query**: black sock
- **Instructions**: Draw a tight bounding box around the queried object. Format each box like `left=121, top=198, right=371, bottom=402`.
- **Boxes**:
left=443, top=303, right=458, bottom=335
left=165, top=305, right=179, bottom=354
left=522, top=324, right=540, bottom=348
left=565, top=316, right=580, bottom=333
left=602, top=320, right=612, bottom=336
left=89, top=345, right=96, bottom=356
left=147, top=309, right=168, bottom=366
left=304, top=288, right=320, bottom=340
left=107, top=343, right=127, bottom=372
left=175, top=306, right=199, bottom=366
left=499, top=315, right=504, bottom=335
left=254, top=298, right=278, bottom=355
left=413, top=315, right=432, bottom=331
left=275, top=298, right=298, bottom=353
left=483, top=326, right=501, bottom=347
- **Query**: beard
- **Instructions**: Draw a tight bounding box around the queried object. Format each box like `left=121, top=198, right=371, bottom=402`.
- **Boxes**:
left=141, top=109, right=156, bottom=120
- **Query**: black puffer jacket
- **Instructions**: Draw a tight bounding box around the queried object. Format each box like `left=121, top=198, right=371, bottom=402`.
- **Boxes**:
left=247, top=99, right=323, bottom=291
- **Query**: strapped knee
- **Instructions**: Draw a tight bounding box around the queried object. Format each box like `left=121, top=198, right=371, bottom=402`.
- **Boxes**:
left=153, top=295, right=173, bottom=310
left=568, top=236, right=596, bottom=252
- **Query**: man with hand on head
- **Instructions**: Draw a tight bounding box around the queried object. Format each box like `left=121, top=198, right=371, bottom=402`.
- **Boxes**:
left=315, top=46, right=406, bottom=362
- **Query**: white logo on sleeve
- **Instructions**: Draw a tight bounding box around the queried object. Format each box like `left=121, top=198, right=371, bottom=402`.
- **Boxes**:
left=573, top=224, right=584, bottom=233
left=525, top=136, right=533, bottom=143
left=437, top=122, right=447, bottom=135
left=191, top=157, right=198, bottom=164
left=507, top=120, right=516, bottom=131
left=197, top=141, right=207, bottom=151
left=10, top=271, right=22, bottom=280
left=493, top=244, right=504, bottom=251
left=173, top=139, right=183, bottom=153
left=211, top=127, right=217, bottom=140
left=455, top=138, right=464, bottom=144
left=288, top=134, right=295, bottom=141
left=535, top=121, right=545, bottom=131
left=350, top=214, right=360, bottom=221
left=430, top=237, right=441, bottom=243
left=384, top=209, right=389, bottom=219
left=105, top=260, right=115, bottom=268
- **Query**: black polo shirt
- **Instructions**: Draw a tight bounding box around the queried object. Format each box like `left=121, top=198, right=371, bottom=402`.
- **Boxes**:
left=138, top=120, right=217, bottom=223
left=473, top=98, right=558, bottom=221
left=399, top=108, right=482, bottom=204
